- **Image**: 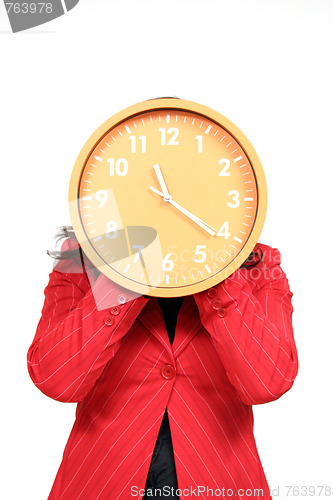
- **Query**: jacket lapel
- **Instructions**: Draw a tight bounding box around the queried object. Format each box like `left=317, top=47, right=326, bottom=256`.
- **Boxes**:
left=138, top=298, right=172, bottom=355
left=138, top=295, right=202, bottom=359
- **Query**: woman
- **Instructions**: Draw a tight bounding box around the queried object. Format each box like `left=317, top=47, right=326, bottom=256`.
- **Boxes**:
left=27, top=228, right=298, bottom=499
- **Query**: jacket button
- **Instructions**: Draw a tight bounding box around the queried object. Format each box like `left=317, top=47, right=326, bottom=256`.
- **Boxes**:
left=104, top=315, right=115, bottom=326
left=217, top=307, right=227, bottom=318
left=110, top=306, right=121, bottom=316
left=117, top=294, right=127, bottom=304
left=207, top=288, right=218, bottom=298
left=212, top=299, right=222, bottom=310
left=161, top=365, right=176, bottom=380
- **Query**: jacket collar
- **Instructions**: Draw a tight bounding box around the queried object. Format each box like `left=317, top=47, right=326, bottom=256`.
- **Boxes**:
left=138, top=295, right=202, bottom=359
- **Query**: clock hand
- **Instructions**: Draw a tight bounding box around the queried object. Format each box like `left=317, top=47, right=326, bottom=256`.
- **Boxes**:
left=153, top=164, right=171, bottom=201
left=170, top=199, right=217, bottom=236
left=149, top=186, right=216, bottom=236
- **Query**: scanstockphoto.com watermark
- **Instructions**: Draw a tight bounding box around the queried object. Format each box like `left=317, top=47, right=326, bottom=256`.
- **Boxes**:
left=131, top=486, right=265, bottom=497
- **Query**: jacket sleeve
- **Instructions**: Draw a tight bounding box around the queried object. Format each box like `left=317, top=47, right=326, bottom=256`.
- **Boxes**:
left=27, top=241, right=149, bottom=403
left=193, top=244, right=298, bottom=405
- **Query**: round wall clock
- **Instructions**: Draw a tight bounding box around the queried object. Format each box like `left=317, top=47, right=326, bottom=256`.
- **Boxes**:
left=69, top=98, right=267, bottom=297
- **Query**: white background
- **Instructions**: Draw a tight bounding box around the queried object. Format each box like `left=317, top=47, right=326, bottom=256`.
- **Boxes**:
left=1, top=0, right=332, bottom=498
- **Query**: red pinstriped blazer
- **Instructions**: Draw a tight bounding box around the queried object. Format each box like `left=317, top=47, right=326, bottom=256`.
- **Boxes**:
left=27, top=241, right=298, bottom=500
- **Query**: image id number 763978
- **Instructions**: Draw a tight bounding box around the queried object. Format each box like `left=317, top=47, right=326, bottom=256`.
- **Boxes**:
left=271, top=485, right=332, bottom=497
left=5, top=2, right=53, bottom=14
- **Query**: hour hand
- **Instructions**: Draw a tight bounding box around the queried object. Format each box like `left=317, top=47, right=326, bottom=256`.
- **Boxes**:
left=153, top=164, right=171, bottom=201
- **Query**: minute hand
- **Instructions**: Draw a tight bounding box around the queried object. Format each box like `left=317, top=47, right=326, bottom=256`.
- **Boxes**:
left=149, top=186, right=216, bottom=236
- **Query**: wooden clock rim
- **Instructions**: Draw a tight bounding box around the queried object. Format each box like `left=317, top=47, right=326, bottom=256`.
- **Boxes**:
left=69, top=98, right=267, bottom=297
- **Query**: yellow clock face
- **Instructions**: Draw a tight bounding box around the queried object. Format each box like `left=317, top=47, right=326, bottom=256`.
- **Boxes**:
left=69, top=98, right=267, bottom=297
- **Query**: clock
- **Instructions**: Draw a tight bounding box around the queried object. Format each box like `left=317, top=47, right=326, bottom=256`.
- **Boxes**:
left=69, top=98, right=267, bottom=297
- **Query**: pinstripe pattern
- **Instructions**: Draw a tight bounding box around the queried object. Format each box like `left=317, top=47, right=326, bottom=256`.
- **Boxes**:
left=27, top=241, right=298, bottom=499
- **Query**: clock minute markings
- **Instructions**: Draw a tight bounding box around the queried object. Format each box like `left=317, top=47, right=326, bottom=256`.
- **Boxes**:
left=233, top=156, right=243, bottom=163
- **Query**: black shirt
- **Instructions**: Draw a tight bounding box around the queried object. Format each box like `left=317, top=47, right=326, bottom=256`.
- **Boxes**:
left=142, top=297, right=183, bottom=499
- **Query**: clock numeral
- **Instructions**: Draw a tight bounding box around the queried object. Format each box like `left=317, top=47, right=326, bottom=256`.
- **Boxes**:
left=217, top=222, right=230, bottom=239
left=105, top=221, right=118, bottom=239
left=195, top=135, right=203, bottom=153
left=107, top=158, right=129, bottom=176
left=95, top=189, right=108, bottom=208
left=227, top=190, right=240, bottom=208
left=218, top=158, right=231, bottom=176
left=129, top=135, right=146, bottom=153
left=193, top=245, right=206, bottom=263
left=162, top=253, right=175, bottom=271
left=132, top=244, right=145, bottom=263
left=158, top=127, right=179, bottom=146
